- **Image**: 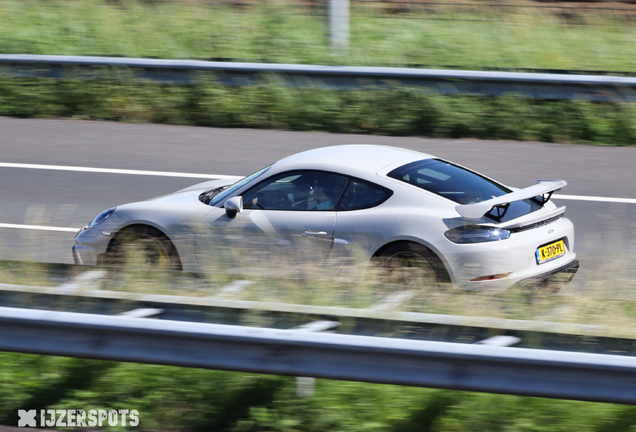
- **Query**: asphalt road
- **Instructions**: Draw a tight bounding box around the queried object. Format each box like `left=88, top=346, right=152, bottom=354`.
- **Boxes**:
left=2, top=117, right=635, bottom=290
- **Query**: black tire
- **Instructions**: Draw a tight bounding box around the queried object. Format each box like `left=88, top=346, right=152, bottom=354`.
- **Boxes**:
left=108, top=226, right=182, bottom=271
left=376, top=242, right=450, bottom=289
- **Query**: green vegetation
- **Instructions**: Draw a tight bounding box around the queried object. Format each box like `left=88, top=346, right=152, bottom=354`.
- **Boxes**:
left=1, top=351, right=635, bottom=431
left=1, top=1, right=636, bottom=145
left=2, top=76, right=636, bottom=145
left=6, top=247, right=636, bottom=335
left=4, top=254, right=636, bottom=430
left=2, top=0, right=636, bottom=71
left=3, top=2, right=636, bottom=429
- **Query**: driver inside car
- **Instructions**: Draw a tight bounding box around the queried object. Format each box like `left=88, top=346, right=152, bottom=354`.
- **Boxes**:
left=241, top=172, right=347, bottom=210
left=308, top=174, right=344, bottom=210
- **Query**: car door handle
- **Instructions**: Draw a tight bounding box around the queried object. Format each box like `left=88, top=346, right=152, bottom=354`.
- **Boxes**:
left=301, top=230, right=329, bottom=236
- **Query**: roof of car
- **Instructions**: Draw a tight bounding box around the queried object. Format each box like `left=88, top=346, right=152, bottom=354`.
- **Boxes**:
left=270, top=145, right=434, bottom=178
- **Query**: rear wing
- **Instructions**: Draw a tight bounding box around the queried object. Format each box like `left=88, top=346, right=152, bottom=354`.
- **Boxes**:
left=455, top=180, right=566, bottom=219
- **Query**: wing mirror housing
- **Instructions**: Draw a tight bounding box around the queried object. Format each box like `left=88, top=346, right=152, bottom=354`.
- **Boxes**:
left=225, top=196, right=243, bottom=219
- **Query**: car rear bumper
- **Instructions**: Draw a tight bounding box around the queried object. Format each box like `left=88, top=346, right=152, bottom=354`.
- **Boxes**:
left=510, top=259, right=579, bottom=292
left=442, top=213, right=578, bottom=292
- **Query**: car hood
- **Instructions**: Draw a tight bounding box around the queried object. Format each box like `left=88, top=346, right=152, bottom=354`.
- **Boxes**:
left=176, top=177, right=242, bottom=193
left=146, top=178, right=239, bottom=204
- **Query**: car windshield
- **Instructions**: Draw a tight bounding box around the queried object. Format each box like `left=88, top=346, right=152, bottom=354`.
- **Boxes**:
left=387, top=159, right=541, bottom=221
left=209, top=166, right=271, bottom=207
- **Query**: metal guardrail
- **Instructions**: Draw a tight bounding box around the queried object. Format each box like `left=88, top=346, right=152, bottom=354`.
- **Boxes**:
left=1, top=305, right=636, bottom=404
left=4, top=268, right=636, bottom=356
left=2, top=54, right=636, bottom=101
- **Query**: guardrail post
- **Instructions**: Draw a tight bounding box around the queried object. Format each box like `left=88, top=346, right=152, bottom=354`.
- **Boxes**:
left=329, top=0, right=349, bottom=50
left=293, top=321, right=340, bottom=398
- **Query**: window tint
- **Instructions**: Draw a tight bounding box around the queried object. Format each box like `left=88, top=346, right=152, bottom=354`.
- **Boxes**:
left=336, top=179, right=392, bottom=210
left=388, top=159, right=511, bottom=204
left=242, top=171, right=347, bottom=211
left=387, top=159, right=542, bottom=222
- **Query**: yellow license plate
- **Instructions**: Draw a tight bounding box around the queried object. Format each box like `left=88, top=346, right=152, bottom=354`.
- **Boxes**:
left=536, top=240, right=566, bottom=264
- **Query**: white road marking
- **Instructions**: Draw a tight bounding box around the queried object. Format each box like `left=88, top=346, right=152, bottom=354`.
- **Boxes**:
left=212, top=280, right=256, bottom=298
left=475, top=335, right=521, bottom=347
left=0, top=223, right=80, bottom=233
left=292, top=321, right=340, bottom=332
left=118, top=308, right=164, bottom=318
left=370, top=290, right=419, bottom=311
left=57, top=270, right=108, bottom=293
left=0, top=162, right=238, bottom=179
left=1, top=163, right=635, bottom=234
left=553, top=194, right=636, bottom=205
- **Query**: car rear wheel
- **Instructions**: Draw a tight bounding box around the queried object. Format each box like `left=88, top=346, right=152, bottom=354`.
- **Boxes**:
left=376, top=243, right=449, bottom=290
left=108, top=226, right=182, bottom=271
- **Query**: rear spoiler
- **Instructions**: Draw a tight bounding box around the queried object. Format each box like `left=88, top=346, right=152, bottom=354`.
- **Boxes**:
left=455, top=180, right=567, bottom=219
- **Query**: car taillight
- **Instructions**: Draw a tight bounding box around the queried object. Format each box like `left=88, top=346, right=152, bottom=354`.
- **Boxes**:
left=444, top=226, right=511, bottom=244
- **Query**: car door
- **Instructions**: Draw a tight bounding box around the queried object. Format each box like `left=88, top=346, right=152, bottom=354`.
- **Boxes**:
left=195, top=171, right=348, bottom=277
left=328, top=178, right=395, bottom=266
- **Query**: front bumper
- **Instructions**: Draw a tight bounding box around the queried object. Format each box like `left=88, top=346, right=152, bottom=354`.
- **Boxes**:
left=73, top=227, right=112, bottom=266
left=71, top=245, right=82, bottom=265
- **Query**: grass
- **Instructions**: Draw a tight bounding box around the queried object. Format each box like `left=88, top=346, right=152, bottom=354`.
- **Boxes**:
left=4, top=2, right=636, bottom=427
left=4, top=250, right=636, bottom=430
left=2, top=0, right=636, bottom=71
left=0, top=350, right=634, bottom=431
left=4, top=232, right=636, bottom=430
left=3, top=76, right=636, bottom=145
left=5, top=231, right=636, bottom=339
left=3, top=1, right=636, bottom=145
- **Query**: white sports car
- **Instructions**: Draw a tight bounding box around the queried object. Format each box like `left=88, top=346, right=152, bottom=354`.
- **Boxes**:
left=73, top=145, right=578, bottom=291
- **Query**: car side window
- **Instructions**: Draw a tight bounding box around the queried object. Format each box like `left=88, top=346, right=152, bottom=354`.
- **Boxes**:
left=336, top=179, right=392, bottom=211
left=242, top=171, right=348, bottom=211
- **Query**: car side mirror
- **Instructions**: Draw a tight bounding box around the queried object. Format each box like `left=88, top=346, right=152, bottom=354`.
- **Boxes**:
left=225, top=196, right=243, bottom=219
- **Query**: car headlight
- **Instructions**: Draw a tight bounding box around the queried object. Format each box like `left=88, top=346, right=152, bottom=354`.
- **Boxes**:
left=444, top=226, right=510, bottom=244
left=89, top=207, right=116, bottom=228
